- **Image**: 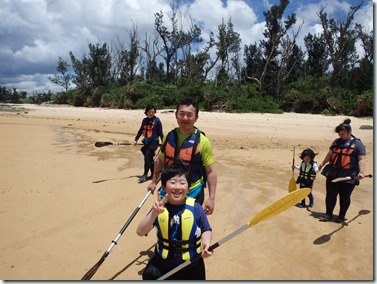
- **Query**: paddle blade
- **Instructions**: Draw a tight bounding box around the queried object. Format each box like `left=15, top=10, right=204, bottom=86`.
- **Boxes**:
left=289, top=146, right=296, bottom=192
left=157, top=187, right=310, bottom=280
left=331, top=176, right=352, bottom=183
left=95, top=141, right=113, bottom=147
left=288, top=177, right=296, bottom=192
left=332, top=174, right=373, bottom=183
left=248, top=188, right=310, bottom=228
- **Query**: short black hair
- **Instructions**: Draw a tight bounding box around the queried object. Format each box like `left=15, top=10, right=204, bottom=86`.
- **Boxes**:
left=144, top=105, right=156, bottom=115
left=300, top=148, right=316, bottom=160
left=176, top=97, right=199, bottom=116
left=161, top=159, right=191, bottom=188
left=335, top=118, right=352, bottom=133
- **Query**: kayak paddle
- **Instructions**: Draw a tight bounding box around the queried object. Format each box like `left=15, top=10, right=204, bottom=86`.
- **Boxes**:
left=158, top=187, right=311, bottom=280
left=288, top=146, right=296, bottom=192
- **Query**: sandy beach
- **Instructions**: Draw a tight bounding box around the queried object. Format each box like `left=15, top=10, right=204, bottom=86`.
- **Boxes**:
left=0, top=103, right=373, bottom=280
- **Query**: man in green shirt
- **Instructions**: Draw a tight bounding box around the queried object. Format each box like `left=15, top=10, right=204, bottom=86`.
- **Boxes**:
left=147, top=97, right=217, bottom=215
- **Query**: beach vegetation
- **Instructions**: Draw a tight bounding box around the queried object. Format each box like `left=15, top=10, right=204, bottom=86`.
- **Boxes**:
left=1, top=0, right=372, bottom=117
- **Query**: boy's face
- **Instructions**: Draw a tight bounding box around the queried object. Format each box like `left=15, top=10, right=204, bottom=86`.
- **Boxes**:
left=163, top=174, right=189, bottom=205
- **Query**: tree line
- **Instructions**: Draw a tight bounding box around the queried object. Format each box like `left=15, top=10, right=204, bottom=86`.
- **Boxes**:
left=1, top=0, right=373, bottom=117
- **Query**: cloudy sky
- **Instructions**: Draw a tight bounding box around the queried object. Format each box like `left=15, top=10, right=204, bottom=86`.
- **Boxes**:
left=0, top=0, right=373, bottom=94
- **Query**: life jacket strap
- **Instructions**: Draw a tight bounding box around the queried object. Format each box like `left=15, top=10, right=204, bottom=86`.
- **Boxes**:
left=157, top=235, right=201, bottom=253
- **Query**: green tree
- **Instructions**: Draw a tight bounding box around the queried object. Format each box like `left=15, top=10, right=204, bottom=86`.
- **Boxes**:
left=178, top=30, right=220, bottom=88
left=69, top=43, right=112, bottom=88
left=0, top=86, right=11, bottom=102
left=275, top=22, right=303, bottom=98
left=154, top=9, right=202, bottom=83
left=304, top=33, right=329, bottom=78
left=69, top=51, right=89, bottom=88
left=243, top=42, right=264, bottom=86
left=139, top=31, right=165, bottom=83
left=349, top=24, right=373, bottom=92
left=118, top=24, right=140, bottom=83
left=49, top=57, right=72, bottom=91
left=318, top=0, right=364, bottom=87
left=216, top=18, right=241, bottom=80
left=245, top=0, right=297, bottom=97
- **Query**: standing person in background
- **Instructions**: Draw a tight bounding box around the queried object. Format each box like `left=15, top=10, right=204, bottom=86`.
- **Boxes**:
left=147, top=97, right=217, bottom=215
left=136, top=159, right=213, bottom=280
left=133, top=105, right=164, bottom=183
left=318, top=118, right=366, bottom=223
left=293, top=148, right=319, bottom=208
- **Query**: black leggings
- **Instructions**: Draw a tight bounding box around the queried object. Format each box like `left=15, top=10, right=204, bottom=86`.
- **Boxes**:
left=142, top=254, right=206, bottom=280
left=141, top=140, right=159, bottom=176
left=325, top=179, right=355, bottom=218
left=299, top=179, right=314, bottom=204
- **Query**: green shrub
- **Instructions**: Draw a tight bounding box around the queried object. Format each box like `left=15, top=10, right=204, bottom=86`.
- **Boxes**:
left=351, top=89, right=373, bottom=117
left=54, top=90, right=74, bottom=104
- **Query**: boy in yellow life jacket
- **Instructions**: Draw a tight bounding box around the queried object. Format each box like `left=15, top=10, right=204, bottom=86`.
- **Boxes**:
left=136, top=159, right=213, bottom=280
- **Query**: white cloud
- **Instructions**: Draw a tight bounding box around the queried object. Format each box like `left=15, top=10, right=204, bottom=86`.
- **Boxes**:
left=2, top=73, right=64, bottom=94
left=0, top=0, right=373, bottom=94
left=14, top=39, right=57, bottom=63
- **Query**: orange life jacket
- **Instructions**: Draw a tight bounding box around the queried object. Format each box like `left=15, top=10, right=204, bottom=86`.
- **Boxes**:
left=162, top=128, right=203, bottom=183
left=330, top=138, right=358, bottom=170
left=142, top=118, right=156, bottom=138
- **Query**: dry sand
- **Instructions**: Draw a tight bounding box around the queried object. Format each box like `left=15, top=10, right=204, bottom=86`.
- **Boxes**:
left=0, top=103, right=373, bottom=280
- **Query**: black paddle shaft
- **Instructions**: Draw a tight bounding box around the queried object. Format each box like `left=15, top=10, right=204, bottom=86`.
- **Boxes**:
left=81, top=191, right=152, bottom=280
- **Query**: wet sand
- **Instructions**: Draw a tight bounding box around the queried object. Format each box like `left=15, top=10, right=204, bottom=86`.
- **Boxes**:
left=0, top=103, right=373, bottom=280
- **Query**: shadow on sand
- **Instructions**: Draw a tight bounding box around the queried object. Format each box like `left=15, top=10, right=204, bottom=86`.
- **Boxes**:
left=109, top=243, right=155, bottom=280
left=306, top=209, right=371, bottom=245
left=92, top=175, right=139, bottom=184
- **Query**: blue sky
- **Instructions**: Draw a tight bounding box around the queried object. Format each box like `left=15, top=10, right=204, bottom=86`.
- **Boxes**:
left=0, top=0, right=373, bottom=94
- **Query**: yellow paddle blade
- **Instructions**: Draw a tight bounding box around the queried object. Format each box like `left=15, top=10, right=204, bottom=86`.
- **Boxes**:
left=288, top=145, right=296, bottom=193
left=157, top=187, right=310, bottom=280
left=247, top=188, right=310, bottom=227
left=288, top=177, right=296, bottom=192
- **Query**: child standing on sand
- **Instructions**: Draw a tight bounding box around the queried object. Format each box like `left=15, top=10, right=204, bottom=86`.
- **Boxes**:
left=292, top=148, right=319, bottom=208
left=136, top=159, right=213, bottom=280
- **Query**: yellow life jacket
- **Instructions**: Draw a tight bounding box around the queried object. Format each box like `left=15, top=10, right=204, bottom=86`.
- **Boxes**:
left=298, top=161, right=316, bottom=180
left=156, top=197, right=202, bottom=260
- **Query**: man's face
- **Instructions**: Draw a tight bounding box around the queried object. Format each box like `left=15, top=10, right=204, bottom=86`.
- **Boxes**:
left=175, top=104, right=198, bottom=132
